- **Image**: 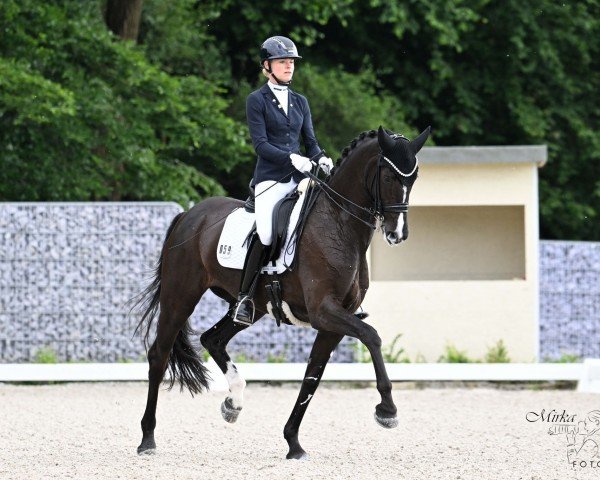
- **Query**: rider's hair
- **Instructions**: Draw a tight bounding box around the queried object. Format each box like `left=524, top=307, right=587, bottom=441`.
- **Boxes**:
left=261, top=60, right=270, bottom=78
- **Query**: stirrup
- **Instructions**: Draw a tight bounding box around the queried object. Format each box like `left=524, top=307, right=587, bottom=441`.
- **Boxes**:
left=232, top=296, right=255, bottom=326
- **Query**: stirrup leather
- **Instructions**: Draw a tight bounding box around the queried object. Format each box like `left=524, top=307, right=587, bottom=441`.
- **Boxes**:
left=233, top=295, right=255, bottom=326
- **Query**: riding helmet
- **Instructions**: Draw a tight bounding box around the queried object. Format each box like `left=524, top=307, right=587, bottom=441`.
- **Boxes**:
left=260, top=36, right=302, bottom=65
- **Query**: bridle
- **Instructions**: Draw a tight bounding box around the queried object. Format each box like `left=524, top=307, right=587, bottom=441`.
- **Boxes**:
left=308, top=144, right=418, bottom=231
left=369, top=153, right=417, bottom=217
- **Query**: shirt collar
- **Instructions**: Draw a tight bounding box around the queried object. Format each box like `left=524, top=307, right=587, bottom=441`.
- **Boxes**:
left=268, top=82, right=289, bottom=93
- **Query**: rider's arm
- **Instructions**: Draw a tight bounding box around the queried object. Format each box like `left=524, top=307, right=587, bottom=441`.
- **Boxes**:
left=246, top=93, right=292, bottom=163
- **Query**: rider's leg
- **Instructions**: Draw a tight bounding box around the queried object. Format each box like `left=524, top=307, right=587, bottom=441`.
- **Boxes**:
left=234, top=235, right=269, bottom=324
left=254, top=179, right=297, bottom=245
left=234, top=179, right=297, bottom=324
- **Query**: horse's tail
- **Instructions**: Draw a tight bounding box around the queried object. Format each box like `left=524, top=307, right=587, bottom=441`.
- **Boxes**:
left=167, top=321, right=211, bottom=395
left=132, top=211, right=210, bottom=395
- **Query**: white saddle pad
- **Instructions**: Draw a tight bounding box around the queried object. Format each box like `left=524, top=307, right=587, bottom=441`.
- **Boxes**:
left=217, top=178, right=311, bottom=274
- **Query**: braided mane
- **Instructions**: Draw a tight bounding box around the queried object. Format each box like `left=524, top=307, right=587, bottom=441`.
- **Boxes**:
left=333, top=128, right=401, bottom=172
left=334, top=130, right=378, bottom=168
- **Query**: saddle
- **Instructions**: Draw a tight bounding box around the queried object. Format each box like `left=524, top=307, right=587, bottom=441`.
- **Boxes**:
left=217, top=178, right=316, bottom=274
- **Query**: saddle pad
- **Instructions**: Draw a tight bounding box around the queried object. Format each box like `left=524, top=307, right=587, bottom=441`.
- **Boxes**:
left=217, top=178, right=311, bottom=274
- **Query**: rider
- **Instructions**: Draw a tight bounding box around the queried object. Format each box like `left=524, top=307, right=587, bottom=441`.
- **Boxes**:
left=233, top=35, right=334, bottom=324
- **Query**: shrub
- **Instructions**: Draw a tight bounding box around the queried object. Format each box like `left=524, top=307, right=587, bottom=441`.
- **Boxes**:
left=33, top=346, right=58, bottom=364
left=484, top=340, right=511, bottom=363
left=438, top=343, right=476, bottom=363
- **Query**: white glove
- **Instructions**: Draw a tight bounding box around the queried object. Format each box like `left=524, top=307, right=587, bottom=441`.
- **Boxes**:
left=290, top=153, right=312, bottom=173
left=318, top=156, right=334, bottom=175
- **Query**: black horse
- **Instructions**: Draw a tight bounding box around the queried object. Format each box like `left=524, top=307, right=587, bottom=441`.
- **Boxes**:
left=134, top=126, right=430, bottom=459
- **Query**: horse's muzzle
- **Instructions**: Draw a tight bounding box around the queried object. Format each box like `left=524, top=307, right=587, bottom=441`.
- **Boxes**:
left=384, top=230, right=406, bottom=245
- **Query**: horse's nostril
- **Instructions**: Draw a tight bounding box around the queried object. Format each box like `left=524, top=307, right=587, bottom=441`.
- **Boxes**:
left=387, top=232, right=398, bottom=242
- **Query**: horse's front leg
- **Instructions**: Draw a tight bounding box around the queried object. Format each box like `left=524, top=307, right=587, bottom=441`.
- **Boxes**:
left=283, top=330, right=344, bottom=459
left=313, top=295, right=398, bottom=428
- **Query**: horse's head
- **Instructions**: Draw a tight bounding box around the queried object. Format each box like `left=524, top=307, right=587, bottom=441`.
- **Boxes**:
left=376, top=125, right=430, bottom=245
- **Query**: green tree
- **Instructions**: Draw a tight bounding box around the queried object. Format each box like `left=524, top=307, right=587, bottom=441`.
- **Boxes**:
left=0, top=0, right=251, bottom=204
left=1, top=0, right=597, bottom=241
left=207, top=0, right=599, bottom=240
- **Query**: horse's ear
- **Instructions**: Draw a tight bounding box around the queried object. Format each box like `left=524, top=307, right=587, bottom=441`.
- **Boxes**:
left=409, top=126, right=431, bottom=154
left=377, top=125, right=395, bottom=152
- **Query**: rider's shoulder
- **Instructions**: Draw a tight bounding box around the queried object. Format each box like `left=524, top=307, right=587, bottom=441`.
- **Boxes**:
left=290, top=89, right=307, bottom=101
left=249, top=84, right=271, bottom=97
left=246, top=88, right=266, bottom=109
left=290, top=90, right=310, bottom=109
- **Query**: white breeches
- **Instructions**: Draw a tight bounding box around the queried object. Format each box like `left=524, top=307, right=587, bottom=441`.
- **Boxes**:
left=254, top=179, right=298, bottom=245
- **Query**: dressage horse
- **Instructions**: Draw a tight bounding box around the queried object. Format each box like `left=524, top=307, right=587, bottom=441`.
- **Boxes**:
left=134, top=125, right=430, bottom=459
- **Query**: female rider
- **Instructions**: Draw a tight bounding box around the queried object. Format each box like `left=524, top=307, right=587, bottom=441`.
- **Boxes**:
left=234, top=35, right=333, bottom=324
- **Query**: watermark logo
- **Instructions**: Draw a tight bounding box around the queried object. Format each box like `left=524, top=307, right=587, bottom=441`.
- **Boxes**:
left=526, top=408, right=600, bottom=469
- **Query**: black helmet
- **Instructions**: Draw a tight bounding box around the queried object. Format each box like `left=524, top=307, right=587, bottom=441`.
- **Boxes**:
left=260, top=36, right=302, bottom=65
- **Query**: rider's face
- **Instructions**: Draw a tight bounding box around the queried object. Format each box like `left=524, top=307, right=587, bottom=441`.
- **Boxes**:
left=267, top=58, right=295, bottom=82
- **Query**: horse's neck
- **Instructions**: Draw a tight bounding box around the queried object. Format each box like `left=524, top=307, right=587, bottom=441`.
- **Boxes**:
left=320, top=141, right=378, bottom=254
left=328, top=142, right=376, bottom=202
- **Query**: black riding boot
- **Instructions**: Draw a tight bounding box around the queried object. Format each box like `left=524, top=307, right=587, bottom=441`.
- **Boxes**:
left=233, top=237, right=269, bottom=325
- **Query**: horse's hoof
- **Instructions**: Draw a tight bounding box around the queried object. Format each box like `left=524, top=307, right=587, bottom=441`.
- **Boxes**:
left=221, top=397, right=242, bottom=423
left=286, top=448, right=309, bottom=460
left=137, top=431, right=156, bottom=454
left=374, top=412, right=399, bottom=429
left=137, top=446, right=156, bottom=455
left=137, top=439, right=156, bottom=455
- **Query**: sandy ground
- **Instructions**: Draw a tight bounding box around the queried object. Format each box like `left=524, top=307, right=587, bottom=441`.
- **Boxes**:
left=0, top=382, right=599, bottom=480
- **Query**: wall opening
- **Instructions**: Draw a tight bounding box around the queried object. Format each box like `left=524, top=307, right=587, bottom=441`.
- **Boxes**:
left=370, top=205, right=526, bottom=281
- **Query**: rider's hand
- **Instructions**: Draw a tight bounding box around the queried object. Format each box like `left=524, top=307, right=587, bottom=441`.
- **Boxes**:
left=318, top=156, right=334, bottom=175
left=290, top=153, right=312, bottom=173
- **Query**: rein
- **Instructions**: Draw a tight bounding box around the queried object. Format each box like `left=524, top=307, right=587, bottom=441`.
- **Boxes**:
left=168, top=146, right=415, bottom=250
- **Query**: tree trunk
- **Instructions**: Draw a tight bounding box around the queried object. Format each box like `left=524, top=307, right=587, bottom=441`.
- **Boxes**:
left=104, top=0, right=144, bottom=41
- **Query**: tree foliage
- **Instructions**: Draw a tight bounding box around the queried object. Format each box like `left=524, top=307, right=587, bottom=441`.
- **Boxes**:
left=0, top=0, right=249, bottom=204
left=0, top=0, right=598, bottom=239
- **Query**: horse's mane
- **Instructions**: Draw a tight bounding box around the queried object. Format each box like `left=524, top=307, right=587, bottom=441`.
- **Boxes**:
left=334, top=128, right=401, bottom=172
left=334, top=129, right=378, bottom=169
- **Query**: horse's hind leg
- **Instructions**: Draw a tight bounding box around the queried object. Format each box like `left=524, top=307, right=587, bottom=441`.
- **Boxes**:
left=283, top=330, right=343, bottom=459
left=200, top=310, right=254, bottom=423
left=138, top=288, right=206, bottom=454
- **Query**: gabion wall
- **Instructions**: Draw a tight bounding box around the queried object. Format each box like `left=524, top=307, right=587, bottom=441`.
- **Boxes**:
left=0, top=203, right=356, bottom=363
left=2, top=203, right=598, bottom=363
left=539, top=240, right=600, bottom=361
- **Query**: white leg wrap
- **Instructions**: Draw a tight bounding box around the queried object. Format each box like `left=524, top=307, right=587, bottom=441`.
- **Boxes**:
left=225, top=361, right=246, bottom=409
